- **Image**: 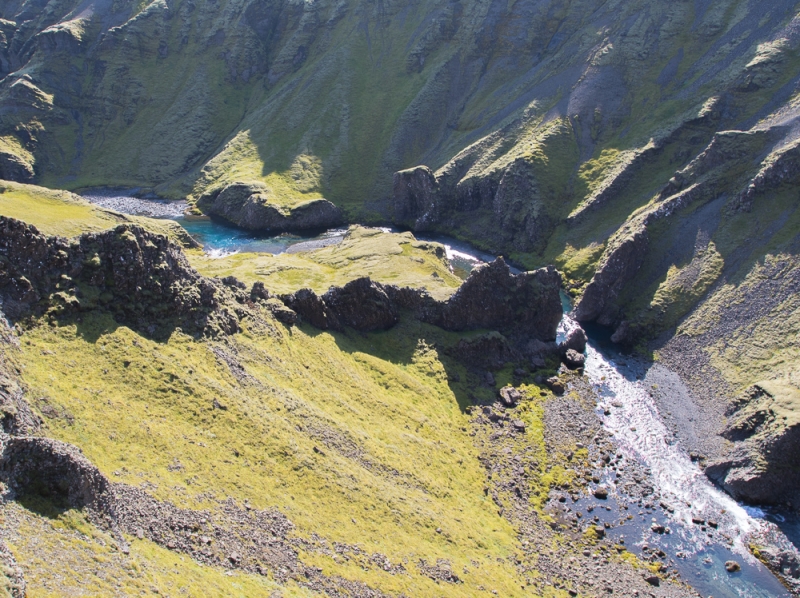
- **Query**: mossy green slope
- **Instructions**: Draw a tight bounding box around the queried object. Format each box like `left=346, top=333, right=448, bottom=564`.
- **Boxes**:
left=0, top=186, right=590, bottom=597
left=0, top=180, right=192, bottom=243
left=1, top=0, right=798, bottom=223
left=189, top=225, right=463, bottom=299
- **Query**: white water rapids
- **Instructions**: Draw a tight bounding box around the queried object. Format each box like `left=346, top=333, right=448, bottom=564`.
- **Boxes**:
left=559, top=315, right=792, bottom=597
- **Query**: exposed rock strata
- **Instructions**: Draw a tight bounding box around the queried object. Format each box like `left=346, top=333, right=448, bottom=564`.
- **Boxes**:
left=197, top=182, right=343, bottom=233
left=0, top=217, right=241, bottom=337
left=705, top=384, right=800, bottom=505
left=281, top=258, right=563, bottom=342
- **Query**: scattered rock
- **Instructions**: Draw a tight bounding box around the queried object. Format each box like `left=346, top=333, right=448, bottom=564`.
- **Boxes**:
left=725, top=560, right=741, bottom=573
left=593, top=487, right=609, bottom=500
left=546, top=377, right=565, bottom=394
left=0, top=540, right=25, bottom=597
left=499, top=386, right=523, bottom=408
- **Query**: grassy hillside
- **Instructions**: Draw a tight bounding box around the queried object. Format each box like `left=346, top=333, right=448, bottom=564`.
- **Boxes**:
left=1, top=182, right=672, bottom=597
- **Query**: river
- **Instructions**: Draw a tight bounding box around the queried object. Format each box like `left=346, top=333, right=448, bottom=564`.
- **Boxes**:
left=83, top=192, right=797, bottom=596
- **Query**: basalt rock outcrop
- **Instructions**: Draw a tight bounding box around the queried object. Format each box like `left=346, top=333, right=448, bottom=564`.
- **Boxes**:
left=280, top=258, right=563, bottom=343
left=435, top=259, right=561, bottom=339
left=704, top=384, right=800, bottom=506
left=392, top=166, right=439, bottom=230
left=0, top=217, right=241, bottom=337
left=321, top=278, right=398, bottom=332
left=197, top=183, right=343, bottom=233
left=0, top=435, right=116, bottom=516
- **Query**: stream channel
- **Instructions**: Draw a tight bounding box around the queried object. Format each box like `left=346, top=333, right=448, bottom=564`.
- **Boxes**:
left=84, top=192, right=798, bottom=597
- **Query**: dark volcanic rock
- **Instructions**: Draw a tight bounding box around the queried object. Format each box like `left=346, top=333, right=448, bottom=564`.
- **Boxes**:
left=322, top=278, right=398, bottom=332
left=0, top=151, right=33, bottom=182
left=435, top=259, right=562, bottom=340
left=197, top=182, right=343, bottom=233
left=278, top=260, right=563, bottom=341
left=0, top=369, right=40, bottom=436
left=563, top=349, right=585, bottom=370
left=0, top=217, right=240, bottom=337
left=392, top=166, right=439, bottom=230
left=448, top=332, right=517, bottom=370
left=558, top=326, right=587, bottom=354
left=573, top=229, right=648, bottom=326
left=0, top=436, right=115, bottom=516
left=280, top=288, right=341, bottom=331
left=498, top=386, right=523, bottom=408
left=704, top=384, right=800, bottom=505
left=546, top=377, right=565, bottom=394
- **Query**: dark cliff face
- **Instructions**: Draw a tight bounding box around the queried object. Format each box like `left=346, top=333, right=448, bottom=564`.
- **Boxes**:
left=282, top=259, right=563, bottom=342
left=0, top=217, right=242, bottom=337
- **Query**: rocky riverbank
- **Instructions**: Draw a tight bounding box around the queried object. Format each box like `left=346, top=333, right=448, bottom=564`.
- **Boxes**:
left=80, top=191, right=188, bottom=219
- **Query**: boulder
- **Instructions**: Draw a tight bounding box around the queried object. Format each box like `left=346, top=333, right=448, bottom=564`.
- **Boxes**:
left=198, top=182, right=343, bottom=233
left=498, top=386, right=523, bottom=408
left=563, top=349, right=586, bottom=370
left=392, top=165, right=439, bottom=230
left=546, top=377, right=565, bottom=394
left=725, top=560, right=741, bottom=573
left=558, top=325, right=587, bottom=354
left=322, top=278, right=398, bottom=332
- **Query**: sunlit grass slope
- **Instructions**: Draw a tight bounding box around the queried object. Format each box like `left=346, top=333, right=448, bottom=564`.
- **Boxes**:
left=0, top=185, right=574, bottom=597
left=0, top=181, right=191, bottom=244
left=189, top=226, right=464, bottom=299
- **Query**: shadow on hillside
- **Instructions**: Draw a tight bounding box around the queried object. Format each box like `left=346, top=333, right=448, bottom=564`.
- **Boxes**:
left=16, top=493, right=71, bottom=520
left=47, top=310, right=193, bottom=346
left=321, top=314, right=539, bottom=414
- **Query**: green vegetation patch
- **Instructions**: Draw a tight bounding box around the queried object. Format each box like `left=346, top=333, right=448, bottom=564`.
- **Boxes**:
left=190, top=225, right=463, bottom=299
left=14, top=307, right=532, bottom=595
left=0, top=180, right=191, bottom=244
